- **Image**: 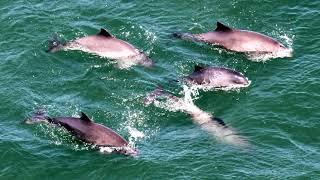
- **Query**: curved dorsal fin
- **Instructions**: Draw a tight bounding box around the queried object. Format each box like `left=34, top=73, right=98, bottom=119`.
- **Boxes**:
left=194, top=65, right=205, bottom=72
left=80, top=112, right=93, bottom=123
left=213, top=117, right=227, bottom=127
left=215, top=22, right=232, bottom=32
left=97, top=28, right=112, bottom=38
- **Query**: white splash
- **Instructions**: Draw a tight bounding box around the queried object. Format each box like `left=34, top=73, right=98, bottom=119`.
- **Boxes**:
left=118, top=109, right=156, bottom=154
left=99, top=146, right=115, bottom=153
left=98, top=145, right=138, bottom=156
left=184, top=81, right=251, bottom=93
left=127, top=126, right=145, bottom=146
left=246, top=49, right=293, bottom=62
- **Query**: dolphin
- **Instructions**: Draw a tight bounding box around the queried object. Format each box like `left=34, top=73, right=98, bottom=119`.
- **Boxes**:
left=184, top=65, right=250, bottom=90
left=47, top=28, right=154, bottom=68
left=173, top=22, right=292, bottom=56
left=144, top=87, right=248, bottom=146
left=25, top=111, right=137, bottom=156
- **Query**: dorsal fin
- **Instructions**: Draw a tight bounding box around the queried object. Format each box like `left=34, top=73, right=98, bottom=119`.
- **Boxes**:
left=215, top=22, right=232, bottom=32
left=80, top=112, right=93, bottom=123
left=194, top=65, right=205, bottom=72
left=97, top=28, right=112, bottom=38
left=213, top=117, right=227, bottom=127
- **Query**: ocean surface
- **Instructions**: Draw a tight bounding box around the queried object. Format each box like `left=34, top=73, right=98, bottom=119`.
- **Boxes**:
left=0, top=0, right=319, bottom=179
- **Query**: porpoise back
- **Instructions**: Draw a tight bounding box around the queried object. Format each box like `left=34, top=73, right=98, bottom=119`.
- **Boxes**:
left=48, top=28, right=153, bottom=68
left=185, top=65, right=250, bottom=89
left=174, top=22, right=290, bottom=54
left=51, top=113, right=128, bottom=147
left=26, top=112, right=137, bottom=155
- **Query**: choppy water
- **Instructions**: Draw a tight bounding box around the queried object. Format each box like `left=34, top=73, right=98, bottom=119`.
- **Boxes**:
left=0, top=0, right=319, bottom=179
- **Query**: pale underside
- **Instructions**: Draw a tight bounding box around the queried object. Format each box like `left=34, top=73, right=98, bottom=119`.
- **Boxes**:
left=64, top=36, right=146, bottom=68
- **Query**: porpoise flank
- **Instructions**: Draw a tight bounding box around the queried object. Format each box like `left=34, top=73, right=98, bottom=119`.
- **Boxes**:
left=184, top=65, right=250, bottom=90
left=144, top=87, right=248, bottom=146
left=25, top=111, right=137, bottom=156
left=47, top=28, right=153, bottom=69
left=173, top=21, right=292, bottom=56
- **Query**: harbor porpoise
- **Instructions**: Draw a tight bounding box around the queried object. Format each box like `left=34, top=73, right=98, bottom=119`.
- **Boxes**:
left=173, top=22, right=292, bottom=57
left=184, top=65, right=250, bottom=90
left=144, top=87, right=248, bottom=146
left=25, top=111, right=137, bottom=156
left=47, top=28, right=153, bottom=69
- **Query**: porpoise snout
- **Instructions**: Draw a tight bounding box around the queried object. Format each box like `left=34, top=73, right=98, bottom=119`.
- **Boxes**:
left=172, top=32, right=183, bottom=38
left=232, top=75, right=250, bottom=85
left=222, top=68, right=250, bottom=87
left=139, top=57, right=154, bottom=68
left=172, top=32, right=197, bottom=41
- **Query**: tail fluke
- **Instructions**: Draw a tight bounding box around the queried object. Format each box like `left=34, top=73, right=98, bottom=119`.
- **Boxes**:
left=46, top=33, right=66, bottom=53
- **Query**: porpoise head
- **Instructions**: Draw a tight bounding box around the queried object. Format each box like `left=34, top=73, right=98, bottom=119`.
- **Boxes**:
left=46, top=34, right=67, bottom=53
left=263, top=37, right=289, bottom=52
left=24, top=109, right=49, bottom=124
left=226, top=70, right=250, bottom=86
left=185, top=65, right=250, bottom=89
left=138, top=54, right=155, bottom=68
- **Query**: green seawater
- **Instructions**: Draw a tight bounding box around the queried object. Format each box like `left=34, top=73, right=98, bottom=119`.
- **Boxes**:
left=0, top=0, right=319, bottom=179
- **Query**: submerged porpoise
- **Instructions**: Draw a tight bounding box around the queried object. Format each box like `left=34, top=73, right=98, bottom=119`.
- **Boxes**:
left=184, top=65, right=250, bottom=90
left=173, top=22, right=291, bottom=56
left=25, top=111, right=137, bottom=155
left=144, top=87, right=248, bottom=146
left=47, top=28, right=153, bottom=68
